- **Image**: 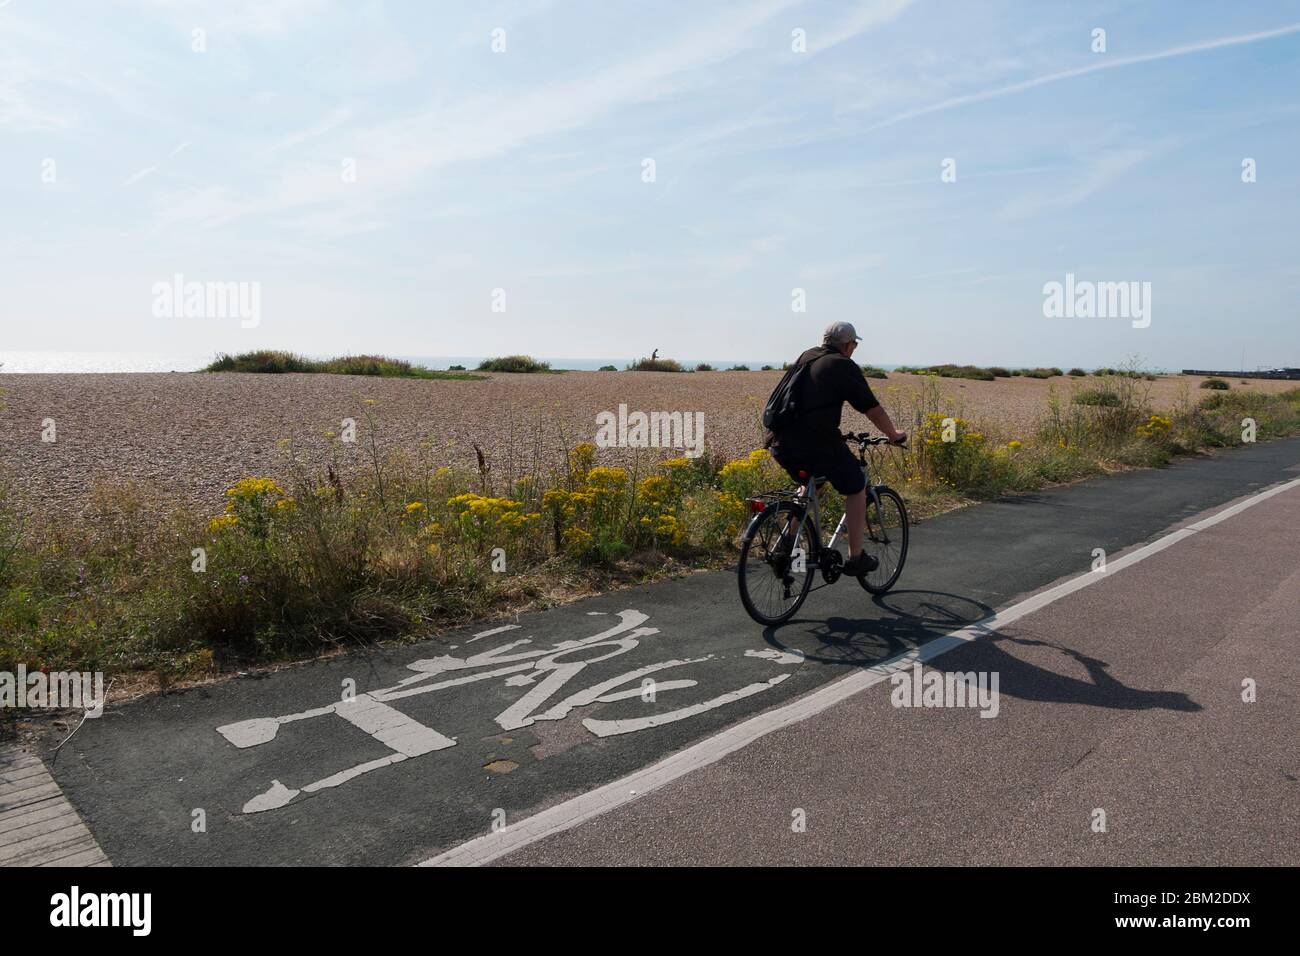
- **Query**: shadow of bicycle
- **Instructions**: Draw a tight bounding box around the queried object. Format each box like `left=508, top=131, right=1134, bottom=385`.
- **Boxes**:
left=761, top=588, right=992, bottom=667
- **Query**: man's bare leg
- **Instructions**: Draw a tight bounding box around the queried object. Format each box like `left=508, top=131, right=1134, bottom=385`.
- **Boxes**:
left=845, top=488, right=866, bottom=556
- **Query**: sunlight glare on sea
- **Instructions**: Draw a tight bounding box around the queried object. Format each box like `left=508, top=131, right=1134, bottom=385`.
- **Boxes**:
left=0, top=351, right=211, bottom=373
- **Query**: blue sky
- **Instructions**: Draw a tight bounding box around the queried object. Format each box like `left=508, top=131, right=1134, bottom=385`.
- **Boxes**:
left=2, top=0, right=1298, bottom=369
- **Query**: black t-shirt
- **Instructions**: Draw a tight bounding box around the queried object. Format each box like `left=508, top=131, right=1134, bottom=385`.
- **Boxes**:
left=768, top=346, right=880, bottom=448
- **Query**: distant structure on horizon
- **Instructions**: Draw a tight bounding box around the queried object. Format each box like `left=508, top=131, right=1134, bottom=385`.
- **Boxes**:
left=1181, top=368, right=1300, bottom=380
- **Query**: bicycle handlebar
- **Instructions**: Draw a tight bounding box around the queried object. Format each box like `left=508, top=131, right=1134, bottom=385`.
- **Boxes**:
left=842, top=431, right=907, bottom=446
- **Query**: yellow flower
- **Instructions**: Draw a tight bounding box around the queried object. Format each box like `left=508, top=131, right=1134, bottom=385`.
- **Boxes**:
left=405, top=501, right=426, bottom=514
left=638, top=474, right=670, bottom=507
left=568, top=442, right=596, bottom=484
left=1008, top=440, right=1022, bottom=449
left=208, top=513, right=239, bottom=532
left=586, top=466, right=628, bottom=490
left=225, top=477, right=285, bottom=500
left=563, top=526, right=593, bottom=551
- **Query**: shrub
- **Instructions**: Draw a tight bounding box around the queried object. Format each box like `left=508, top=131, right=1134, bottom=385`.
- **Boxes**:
left=695, top=363, right=714, bottom=372
left=627, top=356, right=685, bottom=372
left=915, top=364, right=997, bottom=381
left=598, top=365, right=617, bottom=372
left=727, top=365, right=750, bottom=371
left=1068, top=368, right=1087, bottom=377
left=478, top=355, right=552, bottom=373
left=989, top=367, right=1011, bottom=378
left=860, top=365, right=889, bottom=379
left=205, top=351, right=480, bottom=379
left=1200, top=378, right=1230, bottom=390
left=0, top=473, right=23, bottom=588
left=1073, top=388, right=1122, bottom=407
left=1019, top=367, right=1061, bottom=379
left=1136, top=414, right=1173, bottom=441
left=717, top=449, right=782, bottom=500
left=1040, top=372, right=1152, bottom=452
left=1197, top=387, right=1300, bottom=442
left=205, top=351, right=315, bottom=373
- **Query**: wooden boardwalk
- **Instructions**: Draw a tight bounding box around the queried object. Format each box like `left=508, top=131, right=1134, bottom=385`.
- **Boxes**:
left=0, top=745, right=110, bottom=867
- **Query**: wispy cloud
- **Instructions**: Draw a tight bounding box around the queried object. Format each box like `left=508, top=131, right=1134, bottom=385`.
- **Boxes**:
left=997, top=148, right=1156, bottom=221
left=866, top=20, right=1300, bottom=128
left=123, top=165, right=159, bottom=186
left=807, top=0, right=914, bottom=53
left=268, top=105, right=356, bottom=153
left=152, top=0, right=812, bottom=232
left=799, top=253, right=885, bottom=280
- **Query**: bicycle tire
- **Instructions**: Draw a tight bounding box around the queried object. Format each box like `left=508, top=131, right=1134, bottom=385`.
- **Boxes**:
left=738, top=501, right=815, bottom=626
left=857, top=486, right=909, bottom=594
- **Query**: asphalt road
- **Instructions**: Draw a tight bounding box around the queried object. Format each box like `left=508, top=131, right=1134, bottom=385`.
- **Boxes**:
left=497, top=472, right=1300, bottom=865
left=33, top=435, right=1300, bottom=866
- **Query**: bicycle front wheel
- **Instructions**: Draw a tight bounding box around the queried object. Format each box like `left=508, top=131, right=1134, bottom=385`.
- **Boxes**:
left=738, top=501, right=815, bottom=626
left=857, top=486, right=908, bottom=594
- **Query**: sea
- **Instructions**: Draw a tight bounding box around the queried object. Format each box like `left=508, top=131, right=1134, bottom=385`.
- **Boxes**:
left=0, top=351, right=805, bottom=373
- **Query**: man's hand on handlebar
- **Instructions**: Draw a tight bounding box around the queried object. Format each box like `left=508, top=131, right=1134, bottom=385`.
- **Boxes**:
left=842, top=431, right=907, bottom=446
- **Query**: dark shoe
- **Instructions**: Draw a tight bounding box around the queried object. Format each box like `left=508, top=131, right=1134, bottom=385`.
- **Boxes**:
left=843, top=550, right=878, bottom=576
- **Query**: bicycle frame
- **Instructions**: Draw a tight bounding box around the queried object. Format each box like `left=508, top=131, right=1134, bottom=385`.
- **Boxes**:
left=784, top=453, right=884, bottom=563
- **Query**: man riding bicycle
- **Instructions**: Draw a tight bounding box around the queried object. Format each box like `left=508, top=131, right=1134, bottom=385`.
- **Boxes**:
left=765, top=321, right=907, bottom=577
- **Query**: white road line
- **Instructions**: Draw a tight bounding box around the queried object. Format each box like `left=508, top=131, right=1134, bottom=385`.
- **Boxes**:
left=418, top=476, right=1300, bottom=867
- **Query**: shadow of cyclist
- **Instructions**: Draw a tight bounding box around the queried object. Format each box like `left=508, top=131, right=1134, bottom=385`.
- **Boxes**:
left=761, top=588, right=1200, bottom=714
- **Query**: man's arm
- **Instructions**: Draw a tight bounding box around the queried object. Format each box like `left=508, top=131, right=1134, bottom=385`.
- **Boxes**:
left=866, top=405, right=906, bottom=443
left=837, top=358, right=907, bottom=442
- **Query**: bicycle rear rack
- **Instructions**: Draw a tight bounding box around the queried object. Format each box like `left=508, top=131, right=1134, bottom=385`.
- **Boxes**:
left=744, top=489, right=803, bottom=513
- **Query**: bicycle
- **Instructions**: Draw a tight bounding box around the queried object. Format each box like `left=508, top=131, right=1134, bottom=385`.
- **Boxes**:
left=737, top=432, right=909, bottom=626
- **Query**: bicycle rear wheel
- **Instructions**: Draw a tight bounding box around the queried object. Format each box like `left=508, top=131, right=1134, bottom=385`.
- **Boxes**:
left=738, top=501, right=815, bottom=625
left=856, top=486, right=908, bottom=594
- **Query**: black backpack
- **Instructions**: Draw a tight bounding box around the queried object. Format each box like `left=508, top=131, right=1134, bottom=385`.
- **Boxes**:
left=762, top=349, right=828, bottom=433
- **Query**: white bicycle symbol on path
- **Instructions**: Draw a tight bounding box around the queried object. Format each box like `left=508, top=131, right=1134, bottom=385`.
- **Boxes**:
left=217, top=609, right=803, bottom=813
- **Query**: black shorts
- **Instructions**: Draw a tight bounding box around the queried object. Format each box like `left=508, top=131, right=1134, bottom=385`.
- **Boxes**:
left=770, top=440, right=866, bottom=495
